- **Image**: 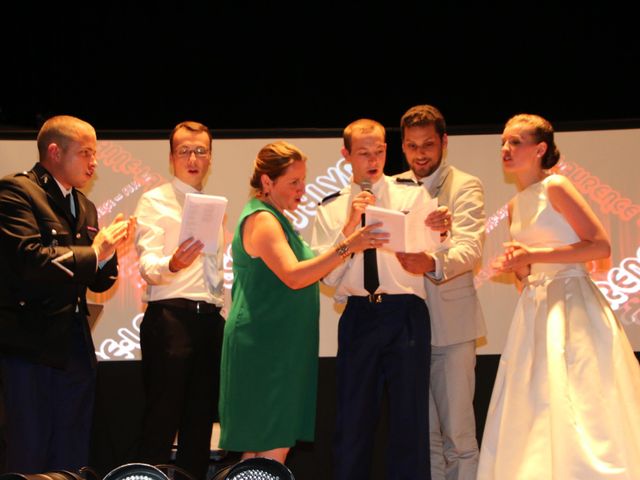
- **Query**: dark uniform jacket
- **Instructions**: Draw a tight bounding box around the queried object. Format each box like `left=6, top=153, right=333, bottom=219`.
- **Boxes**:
left=0, top=163, right=118, bottom=368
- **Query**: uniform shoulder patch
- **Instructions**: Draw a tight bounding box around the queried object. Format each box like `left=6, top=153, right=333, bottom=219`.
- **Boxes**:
left=395, top=177, right=422, bottom=186
left=319, top=190, right=343, bottom=205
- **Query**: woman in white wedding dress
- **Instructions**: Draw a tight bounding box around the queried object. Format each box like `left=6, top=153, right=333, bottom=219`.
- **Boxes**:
left=476, top=114, right=640, bottom=479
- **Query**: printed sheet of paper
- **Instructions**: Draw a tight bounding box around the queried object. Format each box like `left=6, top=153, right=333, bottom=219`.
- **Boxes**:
left=365, top=198, right=439, bottom=253
left=179, top=193, right=228, bottom=254
left=364, top=206, right=406, bottom=252
left=404, top=199, right=440, bottom=252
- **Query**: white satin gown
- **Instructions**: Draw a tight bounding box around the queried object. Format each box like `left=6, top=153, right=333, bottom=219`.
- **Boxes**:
left=477, top=175, right=640, bottom=479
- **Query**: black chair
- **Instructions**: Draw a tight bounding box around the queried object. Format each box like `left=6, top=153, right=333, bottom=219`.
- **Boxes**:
left=211, top=457, right=294, bottom=480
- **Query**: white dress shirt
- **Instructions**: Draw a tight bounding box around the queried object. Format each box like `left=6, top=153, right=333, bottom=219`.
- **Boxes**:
left=311, top=175, right=429, bottom=303
left=134, top=177, right=224, bottom=306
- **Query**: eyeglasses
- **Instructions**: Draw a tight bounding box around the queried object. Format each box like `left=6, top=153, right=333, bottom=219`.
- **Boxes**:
left=174, top=146, right=210, bottom=159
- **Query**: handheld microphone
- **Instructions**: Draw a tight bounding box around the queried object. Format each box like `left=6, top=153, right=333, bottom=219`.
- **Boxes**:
left=359, top=179, right=373, bottom=226
left=360, top=179, right=373, bottom=194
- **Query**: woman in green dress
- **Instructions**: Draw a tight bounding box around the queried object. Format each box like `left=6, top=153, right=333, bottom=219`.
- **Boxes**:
left=219, top=141, right=386, bottom=464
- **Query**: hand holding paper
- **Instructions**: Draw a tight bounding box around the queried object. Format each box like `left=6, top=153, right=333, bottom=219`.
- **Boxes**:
left=425, top=205, right=451, bottom=233
left=179, top=193, right=228, bottom=255
left=169, top=237, right=204, bottom=272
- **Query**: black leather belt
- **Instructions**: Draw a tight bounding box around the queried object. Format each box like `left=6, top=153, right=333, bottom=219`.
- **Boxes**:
left=350, top=293, right=418, bottom=304
left=150, top=298, right=220, bottom=314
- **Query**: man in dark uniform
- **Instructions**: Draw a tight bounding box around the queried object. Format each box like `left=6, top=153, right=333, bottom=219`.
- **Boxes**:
left=0, top=115, right=135, bottom=474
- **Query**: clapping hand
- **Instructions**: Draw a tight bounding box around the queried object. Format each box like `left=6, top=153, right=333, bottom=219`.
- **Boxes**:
left=92, top=213, right=137, bottom=262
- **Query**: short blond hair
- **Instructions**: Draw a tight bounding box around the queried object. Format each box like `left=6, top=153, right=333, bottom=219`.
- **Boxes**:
left=36, top=115, right=95, bottom=160
left=343, top=118, right=386, bottom=153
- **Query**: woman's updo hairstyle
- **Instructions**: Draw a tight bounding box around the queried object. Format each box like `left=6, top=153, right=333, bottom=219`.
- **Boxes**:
left=249, top=141, right=307, bottom=197
left=506, top=114, right=561, bottom=169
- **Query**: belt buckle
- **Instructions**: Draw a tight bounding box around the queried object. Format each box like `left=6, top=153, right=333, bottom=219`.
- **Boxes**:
left=368, top=293, right=382, bottom=304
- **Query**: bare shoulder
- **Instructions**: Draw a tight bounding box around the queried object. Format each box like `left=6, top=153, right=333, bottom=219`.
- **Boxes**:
left=545, top=174, right=595, bottom=218
left=546, top=173, right=571, bottom=189
left=546, top=174, right=580, bottom=201
left=246, top=209, right=285, bottom=240
left=254, top=208, right=279, bottom=221
left=246, top=208, right=277, bottom=228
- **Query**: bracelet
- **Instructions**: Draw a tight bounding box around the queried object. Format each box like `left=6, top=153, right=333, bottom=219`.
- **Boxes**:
left=334, top=241, right=350, bottom=260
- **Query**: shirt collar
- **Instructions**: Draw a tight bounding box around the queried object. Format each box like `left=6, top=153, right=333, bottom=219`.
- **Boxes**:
left=415, top=159, right=447, bottom=191
left=54, top=178, right=72, bottom=197
left=350, top=175, right=386, bottom=195
left=172, top=176, right=203, bottom=195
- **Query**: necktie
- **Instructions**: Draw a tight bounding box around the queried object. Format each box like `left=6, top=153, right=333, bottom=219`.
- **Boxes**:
left=64, top=192, right=76, bottom=224
left=362, top=214, right=379, bottom=295
left=68, top=193, right=76, bottom=218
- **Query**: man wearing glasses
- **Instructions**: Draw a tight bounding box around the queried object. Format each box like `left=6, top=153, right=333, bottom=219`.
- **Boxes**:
left=133, top=121, right=225, bottom=480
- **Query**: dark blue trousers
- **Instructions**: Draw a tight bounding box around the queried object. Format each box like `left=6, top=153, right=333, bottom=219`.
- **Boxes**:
left=1, top=317, right=96, bottom=474
left=333, top=294, right=431, bottom=480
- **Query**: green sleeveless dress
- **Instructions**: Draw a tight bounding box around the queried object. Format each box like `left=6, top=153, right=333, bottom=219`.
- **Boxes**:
left=219, top=198, right=319, bottom=451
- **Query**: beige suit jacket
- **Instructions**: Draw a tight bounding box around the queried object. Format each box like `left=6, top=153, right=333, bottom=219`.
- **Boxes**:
left=397, top=162, right=487, bottom=346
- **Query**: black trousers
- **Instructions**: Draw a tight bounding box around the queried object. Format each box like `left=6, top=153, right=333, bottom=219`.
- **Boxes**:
left=137, top=300, right=224, bottom=480
left=333, top=294, right=431, bottom=480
